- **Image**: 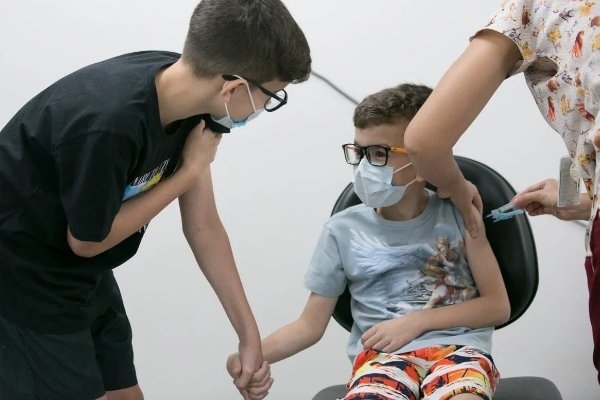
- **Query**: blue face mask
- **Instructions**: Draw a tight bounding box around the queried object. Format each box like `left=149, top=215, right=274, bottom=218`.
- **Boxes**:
left=212, top=105, right=263, bottom=129
left=352, top=159, right=416, bottom=208
left=210, top=76, right=264, bottom=130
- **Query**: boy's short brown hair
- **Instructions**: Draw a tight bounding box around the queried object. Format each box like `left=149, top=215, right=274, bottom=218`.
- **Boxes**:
left=183, top=0, right=311, bottom=84
left=353, top=84, right=432, bottom=129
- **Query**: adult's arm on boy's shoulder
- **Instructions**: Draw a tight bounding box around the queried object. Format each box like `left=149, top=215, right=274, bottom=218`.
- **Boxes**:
left=404, top=29, right=521, bottom=237
left=404, top=29, right=520, bottom=184
left=260, top=292, right=338, bottom=364
left=178, top=167, right=263, bottom=388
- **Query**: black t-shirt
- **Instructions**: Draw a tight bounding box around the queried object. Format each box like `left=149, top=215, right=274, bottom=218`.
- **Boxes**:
left=0, top=51, right=199, bottom=333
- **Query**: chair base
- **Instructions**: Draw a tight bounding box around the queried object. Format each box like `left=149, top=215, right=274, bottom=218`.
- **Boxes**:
left=312, top=376, right=562, bottom=400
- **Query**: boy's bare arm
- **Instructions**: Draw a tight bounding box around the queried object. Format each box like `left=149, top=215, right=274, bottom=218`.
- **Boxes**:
left=179, top=167, right=263, bottom=388
left=261, top=292, right=338, bottom=364
left=362, top=212, right=510, bottom=353
left=226, top=292, right=337, bottom=377
left=415, top=220, right=511, bottom=332
left=226, top=293, right=337, bottom=397
left=66, top=121, right=219, bottom=257
left=404, top=29, right=521, bottom=237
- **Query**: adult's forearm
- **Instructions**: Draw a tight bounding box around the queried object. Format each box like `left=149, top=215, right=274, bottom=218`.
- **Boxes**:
left=575, top=194, right=594, bottom=220
left=409, top=149, right=464, bottom=191
left=404, top=30, right=519, bottom=190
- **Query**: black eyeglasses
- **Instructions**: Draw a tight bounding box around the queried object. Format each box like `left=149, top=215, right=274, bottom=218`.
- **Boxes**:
left=342, top=143, right=408, bottom=167
left=223, top=74, right=288, bottom=112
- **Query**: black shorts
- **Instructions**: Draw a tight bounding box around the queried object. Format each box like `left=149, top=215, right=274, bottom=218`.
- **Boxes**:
left=0, top=284, right=137, bottom=400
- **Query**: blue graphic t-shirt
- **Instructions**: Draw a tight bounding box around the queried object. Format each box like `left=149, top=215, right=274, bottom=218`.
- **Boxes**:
left=304, top=190, right=493, bottom=362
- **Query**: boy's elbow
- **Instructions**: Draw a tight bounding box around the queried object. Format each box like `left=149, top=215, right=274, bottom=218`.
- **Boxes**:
left=68, top=242, right=100, bottom=258
left=307, top=327, right=326, bottom=346
left=497, top=296, right=511, bottom=325
left=298, top=317, right=328, bottom=347
left=67, top=230, right=102, bottom=258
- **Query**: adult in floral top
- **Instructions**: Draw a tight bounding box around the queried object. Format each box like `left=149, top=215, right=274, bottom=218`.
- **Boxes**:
left=404, top=0, right=600, bottom=384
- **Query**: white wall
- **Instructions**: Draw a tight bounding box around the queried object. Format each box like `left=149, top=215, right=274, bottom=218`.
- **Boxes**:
left=0, top=1, right=598, bottom=398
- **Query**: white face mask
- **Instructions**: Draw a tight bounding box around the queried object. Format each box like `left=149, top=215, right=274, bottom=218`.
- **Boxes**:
left=352, top=159, right=416, bottom=208
left=211, top=76, right=264, bottom=130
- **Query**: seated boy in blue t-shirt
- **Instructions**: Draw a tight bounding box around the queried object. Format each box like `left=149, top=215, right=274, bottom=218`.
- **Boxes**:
left=227, top=83, right=510, bottom=400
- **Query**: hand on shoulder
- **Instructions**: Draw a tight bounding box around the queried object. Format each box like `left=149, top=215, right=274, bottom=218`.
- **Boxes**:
left=438, top=178, right=484, bottom=239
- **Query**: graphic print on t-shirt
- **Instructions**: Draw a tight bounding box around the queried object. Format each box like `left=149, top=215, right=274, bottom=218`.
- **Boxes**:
left=350, top=229, right=477, bottom=316
left=122, top=159, right=170, bottom=201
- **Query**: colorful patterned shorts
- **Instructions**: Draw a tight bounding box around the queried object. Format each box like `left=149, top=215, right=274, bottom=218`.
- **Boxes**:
left=344, top=345, right=499, bottom=400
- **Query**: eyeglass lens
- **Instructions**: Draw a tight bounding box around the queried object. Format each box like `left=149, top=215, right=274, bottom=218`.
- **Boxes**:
left=264, top=91, right=286, bottom=111
left=344, top=144, right=388, bottom=166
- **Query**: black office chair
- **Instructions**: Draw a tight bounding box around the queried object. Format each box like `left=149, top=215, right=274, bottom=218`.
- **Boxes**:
left=312, top=156, right=562, bottom=400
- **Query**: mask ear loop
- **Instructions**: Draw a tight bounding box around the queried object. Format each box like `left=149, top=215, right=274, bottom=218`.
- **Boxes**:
left=242, top=81, right=258, bottom=112
left=392, top=163, right=412, bottom=174
left=223, top=75, right=258, bottom=121
left=392, top=163, right=417, bottom=186
left=230, top=74, right=259, bottom=111
left=223, top=76, right=258, bottom=119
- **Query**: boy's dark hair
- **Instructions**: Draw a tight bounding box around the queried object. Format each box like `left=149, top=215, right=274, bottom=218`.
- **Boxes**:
left=353, top=84, right=432, bottom=128
left=183, top=0, right=311, bottom=83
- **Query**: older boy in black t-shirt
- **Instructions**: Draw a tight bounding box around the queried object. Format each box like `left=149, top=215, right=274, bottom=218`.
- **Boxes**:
left=0, top=1, right=311, bottom=399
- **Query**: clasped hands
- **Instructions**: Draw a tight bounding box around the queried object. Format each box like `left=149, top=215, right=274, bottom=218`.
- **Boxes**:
left=226, top=353, right=273, bottom=400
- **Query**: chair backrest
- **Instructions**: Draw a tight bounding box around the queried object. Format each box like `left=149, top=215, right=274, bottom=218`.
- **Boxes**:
left=330, top=156, right=539, bottom=331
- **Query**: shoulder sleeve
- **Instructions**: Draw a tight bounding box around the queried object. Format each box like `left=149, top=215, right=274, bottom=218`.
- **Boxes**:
left=449, top=201, right=467, bottom=238
left=472, top=0, right=541, bottom=76
left=54, top=131, right=139, bottom=242
left=304, top=224, right=347, bottom=297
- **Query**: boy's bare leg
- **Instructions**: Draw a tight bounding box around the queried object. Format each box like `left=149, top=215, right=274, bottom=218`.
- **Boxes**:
left=105, top=385, right=144, bottom=400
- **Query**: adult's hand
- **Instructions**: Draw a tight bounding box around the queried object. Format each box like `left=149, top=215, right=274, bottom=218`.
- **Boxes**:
left=437, top=178, right=483, bottom=238
left=511, top=178, right=592, bottom=221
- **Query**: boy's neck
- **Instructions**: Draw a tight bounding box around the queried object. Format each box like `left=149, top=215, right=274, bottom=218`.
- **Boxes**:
left=376, top=185, right=429, bottom=221
left=155, top=59, right=221, bottom=126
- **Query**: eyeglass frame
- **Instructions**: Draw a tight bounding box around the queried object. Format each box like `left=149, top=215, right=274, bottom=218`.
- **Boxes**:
left=222, top=74, right=288, bottom=112
left=342, top=143, right=408, bottom=167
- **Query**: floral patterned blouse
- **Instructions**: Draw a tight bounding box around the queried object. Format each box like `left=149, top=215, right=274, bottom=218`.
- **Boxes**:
left=480, top=0, right=600, bottom=252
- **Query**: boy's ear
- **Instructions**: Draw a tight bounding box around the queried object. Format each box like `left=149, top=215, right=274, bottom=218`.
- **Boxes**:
left=219, top=78, right=246, bottom=103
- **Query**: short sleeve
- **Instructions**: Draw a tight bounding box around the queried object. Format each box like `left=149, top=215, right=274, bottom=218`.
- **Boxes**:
left=472, top=0, right=541, bottom=76
left=304, top=225, right=347, bottom=297
left=449, top=203, right=467, bottom=238
left=54, top=131, right=138, bottom=242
